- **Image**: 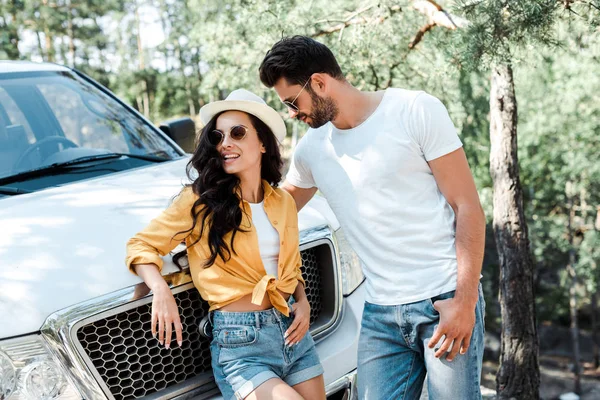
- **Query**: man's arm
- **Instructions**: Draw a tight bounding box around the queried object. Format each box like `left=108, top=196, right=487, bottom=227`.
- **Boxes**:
left=427, top=147, right=486, bottom=361
left=281, top=180, right=318, bottom=211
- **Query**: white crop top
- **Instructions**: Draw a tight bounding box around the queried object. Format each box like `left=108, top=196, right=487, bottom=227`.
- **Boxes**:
left=249, top=201, right=280, bottom=277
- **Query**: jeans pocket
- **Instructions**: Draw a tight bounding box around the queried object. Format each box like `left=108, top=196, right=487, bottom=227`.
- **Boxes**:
left=427, top=289, right=457, bottom=314
left=215, top=325, right=258, bottom=348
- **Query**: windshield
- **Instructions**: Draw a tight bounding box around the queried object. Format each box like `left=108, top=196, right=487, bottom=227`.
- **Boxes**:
left=0, top=71, right=181, bottom=181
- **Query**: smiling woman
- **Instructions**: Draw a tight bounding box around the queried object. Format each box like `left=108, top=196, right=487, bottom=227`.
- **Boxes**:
left=126, top=89, right=327, bottom=400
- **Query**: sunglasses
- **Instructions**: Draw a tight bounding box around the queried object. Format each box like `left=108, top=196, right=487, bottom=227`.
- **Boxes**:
left=208, top=125, right=248, bottom=146
left=282, top=79, right=310, bottom=112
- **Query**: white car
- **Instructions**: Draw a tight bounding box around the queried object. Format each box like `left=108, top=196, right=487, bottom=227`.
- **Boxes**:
left=0, top=61, right=365, bottom=400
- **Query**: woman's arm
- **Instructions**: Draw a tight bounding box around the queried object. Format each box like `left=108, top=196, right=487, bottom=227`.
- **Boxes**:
left=127, top=187, right=198, bottom=348
left=133, top=263, right=183, bottom=348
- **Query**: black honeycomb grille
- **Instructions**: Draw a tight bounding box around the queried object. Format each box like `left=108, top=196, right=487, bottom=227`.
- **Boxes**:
left=77, top=289, right=211, bottom=399
left=300, top=247, right=323, bottom=325
left=77, top=246, right=327, bottom=400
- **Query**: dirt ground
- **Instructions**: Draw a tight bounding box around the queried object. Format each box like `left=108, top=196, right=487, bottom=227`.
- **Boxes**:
left=419, top=354, right=600, bottom=399
left=478, top=356, right=600, bottom=400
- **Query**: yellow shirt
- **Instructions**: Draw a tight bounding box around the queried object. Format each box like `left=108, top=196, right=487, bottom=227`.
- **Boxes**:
left=125, top=180, right=304, bottom=317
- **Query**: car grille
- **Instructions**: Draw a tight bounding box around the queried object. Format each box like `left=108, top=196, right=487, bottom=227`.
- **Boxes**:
left=76, top=246, right=329, bottom=400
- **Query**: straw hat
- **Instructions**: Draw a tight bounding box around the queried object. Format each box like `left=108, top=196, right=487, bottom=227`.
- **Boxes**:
left=199, top=89, right=286, bottom=143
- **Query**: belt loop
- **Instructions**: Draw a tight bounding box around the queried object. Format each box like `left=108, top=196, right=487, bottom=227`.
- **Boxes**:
left=254, top=312, right=260, bottom=329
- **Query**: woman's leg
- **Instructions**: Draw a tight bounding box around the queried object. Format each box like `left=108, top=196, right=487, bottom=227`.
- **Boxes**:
left=292, top=374, right=326, bottom=400
left=245, top=378, right=304, bottom=400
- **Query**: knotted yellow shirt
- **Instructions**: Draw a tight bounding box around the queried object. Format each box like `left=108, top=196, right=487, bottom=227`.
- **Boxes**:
left=125, top=181, right=304, bottom=316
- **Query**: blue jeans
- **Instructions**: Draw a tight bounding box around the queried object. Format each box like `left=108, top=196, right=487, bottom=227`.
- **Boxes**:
left=357, top=284, right=485, bottom=400
left=210, top=299, right=324, bottom=400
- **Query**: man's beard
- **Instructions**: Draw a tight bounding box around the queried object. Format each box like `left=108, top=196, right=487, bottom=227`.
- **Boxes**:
left=298, top=91, right=338, bottom=129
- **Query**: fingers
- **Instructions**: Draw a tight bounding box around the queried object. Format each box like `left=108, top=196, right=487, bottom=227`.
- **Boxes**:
left=434, top=335, right=453, bottom=358
left=284, top=313, right=300, bottom=339
left=175, top=319, right=184, bottom=347
left=284, top=309, right=310, bottom=346
left=157, top=317, right=164, bottom=345
left=428, top=326, right=443, bottom=349
left=446, top=337, right=462, bottom=361
left=460, top=331, right=472, bottom=355
left=155, top=318, right=184, bottom=348
left=151, top=290, right=185, bottom=349
left=285, top=320, right=309, bottom=346
left=151, top=311, right=157, bottom=339
left=165, top=321, right=173, bottom=349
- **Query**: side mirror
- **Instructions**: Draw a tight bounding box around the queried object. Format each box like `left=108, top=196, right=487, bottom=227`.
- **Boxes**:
left=159, top=117, right=196, bottom=153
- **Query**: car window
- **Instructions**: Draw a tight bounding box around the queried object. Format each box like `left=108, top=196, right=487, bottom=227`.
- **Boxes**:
left=37, top=83, right=129, bottom=153
left=0, top=71, right=180, bottom=179
left=0, top=87, right=35, bottom=143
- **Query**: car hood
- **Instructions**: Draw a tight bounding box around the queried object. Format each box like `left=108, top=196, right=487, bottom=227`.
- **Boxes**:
left=0, top=158, right=337, bottom=338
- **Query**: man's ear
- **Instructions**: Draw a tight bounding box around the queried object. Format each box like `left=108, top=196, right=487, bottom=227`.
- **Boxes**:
left=310, top=73, right=329, bottom=95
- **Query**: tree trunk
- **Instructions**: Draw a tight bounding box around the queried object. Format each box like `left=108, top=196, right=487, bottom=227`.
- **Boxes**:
left=141, top=80, right=151, bottom=118
left=42, top=0, right=55, bottom=63
left=134, top=2, right=150, bottom=118
left=592, top=206, right=599, bottom=369
left=566, top=182, right=581, bottom=394
left=44, top=27, right=55, bottom=62
left=134, top=2, right=144, bottom=70
left=593, top=289, right=600, bottom=369
left=489, top=62, right=540, bottom=400
left=35, top=30, right=45, bottom=60
left=8, top=0, right=20, bottom=59
left=158, top=0, right=171, bottom=71
left=66, top=0, right=75, bottom=67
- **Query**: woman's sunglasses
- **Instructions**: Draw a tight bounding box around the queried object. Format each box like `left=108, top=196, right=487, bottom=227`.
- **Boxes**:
left=208, top=125, right=248, bottom=146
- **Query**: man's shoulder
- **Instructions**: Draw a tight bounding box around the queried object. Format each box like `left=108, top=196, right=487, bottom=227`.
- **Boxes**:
left=383, top=88, right=446, bottom=122
left=385, top=88, right=429, bottom=107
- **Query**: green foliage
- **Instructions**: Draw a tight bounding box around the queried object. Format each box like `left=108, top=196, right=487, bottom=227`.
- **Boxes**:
left=450, top=0, right=561, bottom=69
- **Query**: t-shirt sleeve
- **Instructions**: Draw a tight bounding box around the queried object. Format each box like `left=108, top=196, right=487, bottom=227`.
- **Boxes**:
left=407, top=92, right=463, bottom=161
left=285, top=135, right=316, bottom=189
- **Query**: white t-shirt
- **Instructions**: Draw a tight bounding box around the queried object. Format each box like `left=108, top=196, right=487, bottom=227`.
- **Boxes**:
left=249, top=201, right=280, bottom=277
left=286, top=89, right=463, bottom=305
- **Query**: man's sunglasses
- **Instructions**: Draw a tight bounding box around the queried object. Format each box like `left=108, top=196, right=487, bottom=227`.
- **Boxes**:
left=208, top=125, right=248, bottom=146
left=282, top=79, right=310, bottom=112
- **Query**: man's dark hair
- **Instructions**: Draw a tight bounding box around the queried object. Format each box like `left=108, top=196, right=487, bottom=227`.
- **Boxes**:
left=259, top=35, right=344, bottom=88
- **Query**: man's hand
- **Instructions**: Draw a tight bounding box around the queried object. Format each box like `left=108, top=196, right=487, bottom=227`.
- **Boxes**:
left=284, top=298, right=311, bottom=346
left=428, top=297, right=476, bottom=361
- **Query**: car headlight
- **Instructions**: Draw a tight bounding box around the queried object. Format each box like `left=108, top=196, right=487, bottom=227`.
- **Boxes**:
left=0, top=335, right=80, bottom=400
left=334, top=228, right=365, bottom=295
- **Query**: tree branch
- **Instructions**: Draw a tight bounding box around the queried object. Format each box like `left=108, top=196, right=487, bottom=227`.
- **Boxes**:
left=409, top=22, right=436, bottom=49
left=384, top=61, right=401, bottom=89
left=369, top=63, right=380, bottom=90
left=409, top=0, right=469, bottom=50
left=311, top=5, right=401, bottom=37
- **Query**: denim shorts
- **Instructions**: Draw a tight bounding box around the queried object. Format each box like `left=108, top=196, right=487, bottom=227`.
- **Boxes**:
left=209, top=299, right=324, bottom=400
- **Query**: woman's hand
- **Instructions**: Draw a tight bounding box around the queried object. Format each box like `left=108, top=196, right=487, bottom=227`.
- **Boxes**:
left=133, top=263, right=184, bottom=348
left=151, top=283, right=183, bottom=349
left=284, top=297, right=311, bottom=346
